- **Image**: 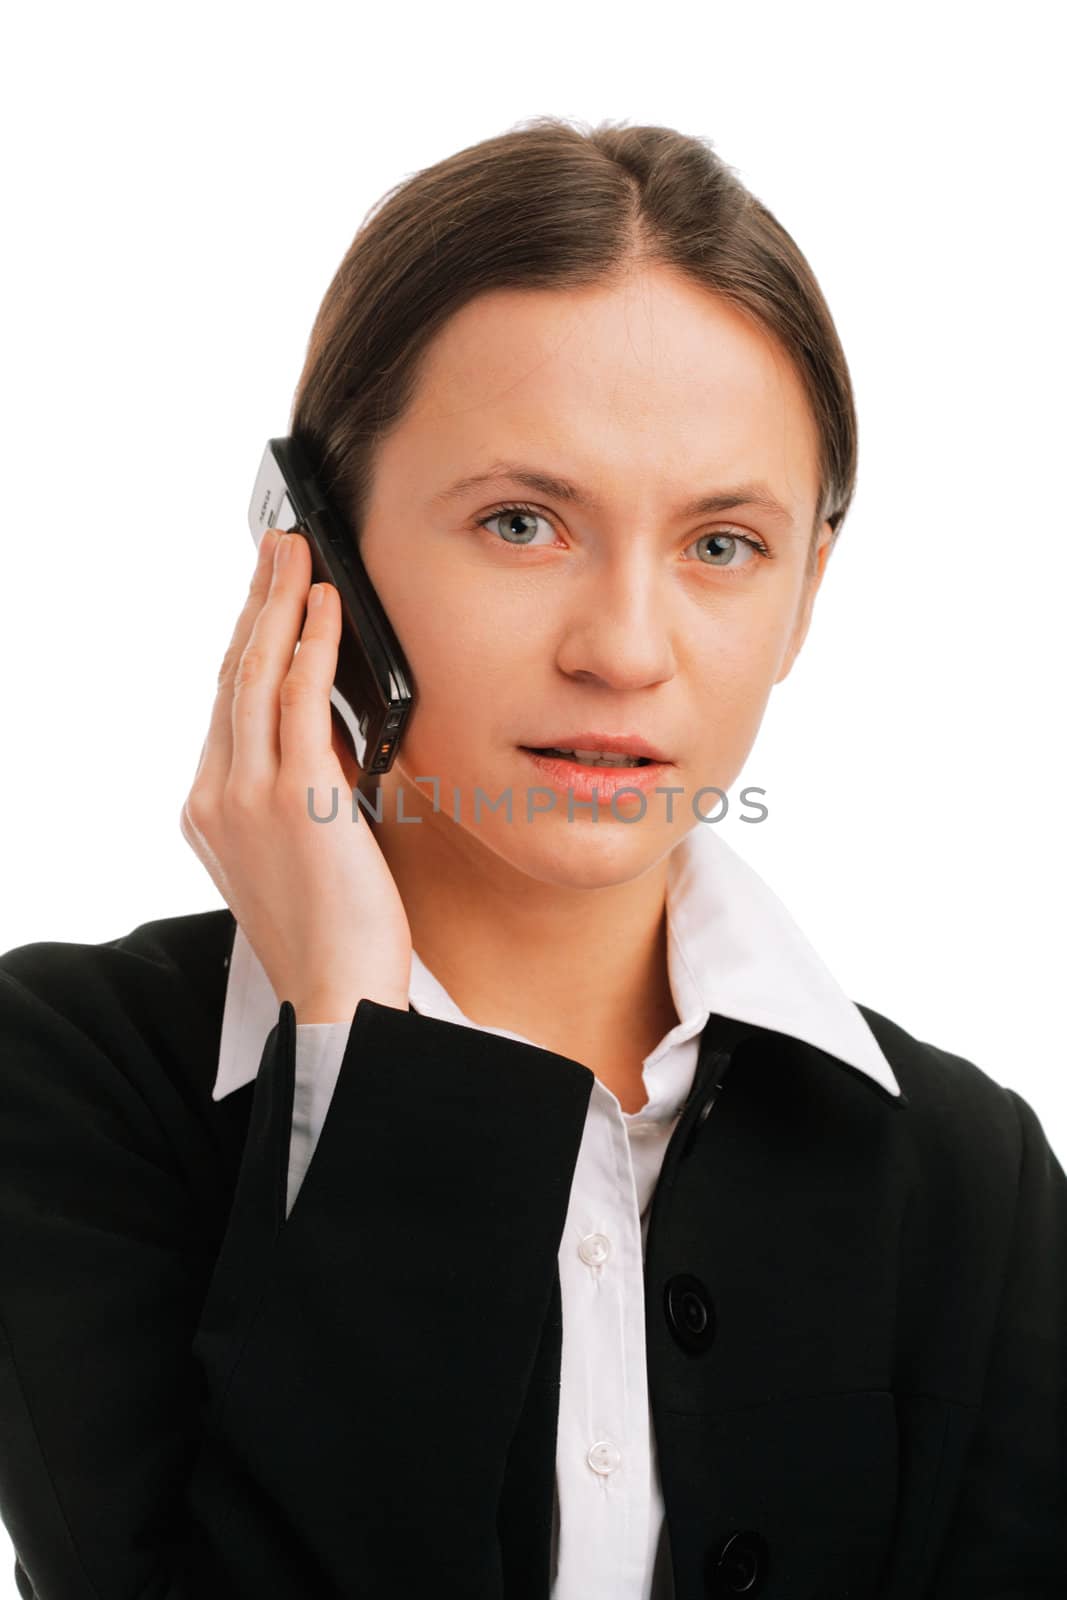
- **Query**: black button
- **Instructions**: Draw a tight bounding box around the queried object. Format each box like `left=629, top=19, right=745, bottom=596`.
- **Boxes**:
left=705, top=1529, right=768, bottom=1594
left=664, top=1273, right=716, bottom=1354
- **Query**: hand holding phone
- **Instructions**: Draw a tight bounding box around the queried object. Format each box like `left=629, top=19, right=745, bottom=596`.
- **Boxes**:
left=247, top=437, right=414, bottom=781
left=179, top=525, right=413, bottom=1023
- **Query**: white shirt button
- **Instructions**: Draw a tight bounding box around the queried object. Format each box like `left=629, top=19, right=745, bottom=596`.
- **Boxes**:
left=586, top=1439, right=622, bottom=1475
left=578, top=1232, right=611, bottom=1267
left=627, top=1119, right=658, bottom=1137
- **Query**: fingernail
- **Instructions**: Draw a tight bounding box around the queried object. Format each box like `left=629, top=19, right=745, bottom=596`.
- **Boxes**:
left=273, top=533, right=291, bottom=571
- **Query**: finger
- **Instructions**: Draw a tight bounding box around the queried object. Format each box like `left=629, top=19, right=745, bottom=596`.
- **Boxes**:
left=194, top=527, right=281, bottom=795
left=329, top=699, right=365, bottom=792
left=277, top=579, right=346, bottom=797
left=230, top=529, right=314, bottom=791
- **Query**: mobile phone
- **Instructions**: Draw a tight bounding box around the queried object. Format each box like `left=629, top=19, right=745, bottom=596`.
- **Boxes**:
left=247, top=436, right=414, bottom=777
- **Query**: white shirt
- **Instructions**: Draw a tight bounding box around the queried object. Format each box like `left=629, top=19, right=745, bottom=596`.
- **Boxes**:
left=212, top=823, right=900, bottom=1599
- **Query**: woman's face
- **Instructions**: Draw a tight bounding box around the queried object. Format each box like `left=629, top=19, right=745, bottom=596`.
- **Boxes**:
left=354, top=264, right=834, bottom=889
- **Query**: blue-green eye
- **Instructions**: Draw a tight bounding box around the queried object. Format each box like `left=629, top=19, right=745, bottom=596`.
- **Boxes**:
left=687, top=531, right=770, bottom=569
left=475, top=502, right=771, bottom=568
left=475, top=502, right=557, bottom=547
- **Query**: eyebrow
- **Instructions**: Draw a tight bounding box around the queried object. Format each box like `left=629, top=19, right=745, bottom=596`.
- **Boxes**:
left=429, top=460, right=795, bottom=523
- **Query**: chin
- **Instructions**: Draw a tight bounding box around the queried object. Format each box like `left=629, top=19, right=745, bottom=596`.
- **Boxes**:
left=469, top=811, right=678, bottom=892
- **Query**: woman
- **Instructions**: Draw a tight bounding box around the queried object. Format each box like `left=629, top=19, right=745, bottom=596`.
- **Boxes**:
left=1, top=116, right=1064, bottom=1599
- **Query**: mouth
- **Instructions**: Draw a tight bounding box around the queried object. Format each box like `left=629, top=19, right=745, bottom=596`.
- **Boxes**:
left=519, top=746, right=668, bottom=769
left=516, top=745, right=676, bottom=805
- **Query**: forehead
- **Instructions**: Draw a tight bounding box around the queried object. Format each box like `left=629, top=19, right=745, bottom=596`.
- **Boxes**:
left=393, top=265, right=820, bottom=522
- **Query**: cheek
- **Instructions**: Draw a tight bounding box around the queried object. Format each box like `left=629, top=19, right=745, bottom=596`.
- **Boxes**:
left=690, top=606, right=790, bottom=704
left=384, top=589, right=516, bottom=771
left=402, top=602, right=502, bottom=697
left=390, top=570, right=539, bottom=700
left=683, top=612, right=792, bottom=781
left=362, top=537, right=522, bottom=774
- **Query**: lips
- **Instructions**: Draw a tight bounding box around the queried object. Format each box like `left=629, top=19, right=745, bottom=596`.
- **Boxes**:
left=518, top=747, right=674, bottom=802
left=519, top=732, right=673, bottom=764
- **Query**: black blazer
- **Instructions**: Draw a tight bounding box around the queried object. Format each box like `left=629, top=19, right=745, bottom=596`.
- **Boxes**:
left=0, top=907, right=1064, bottom=1599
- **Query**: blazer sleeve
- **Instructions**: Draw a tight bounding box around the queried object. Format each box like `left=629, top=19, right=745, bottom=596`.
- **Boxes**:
left=0, top=957, right=594, bottom=1599
left=927, top=1087, right=1067, bottom=1596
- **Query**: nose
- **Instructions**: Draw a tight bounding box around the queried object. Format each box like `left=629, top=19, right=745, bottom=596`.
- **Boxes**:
left=554, top=558, right=677, bottom=691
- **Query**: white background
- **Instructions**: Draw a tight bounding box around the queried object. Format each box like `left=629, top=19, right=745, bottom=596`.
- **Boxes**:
left=1, top=2, right=1064, bottom=1591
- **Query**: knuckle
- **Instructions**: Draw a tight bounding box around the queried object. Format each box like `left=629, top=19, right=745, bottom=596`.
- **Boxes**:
left=280, top=771, right=338, bottom=823
left=180, top=788, right=209, bottom=834
left=276, top=771, right=313, bottom=813
left=180, top=796, right=215, bottom=856
left=233, top=645, right=267, bottom=693
left=278, top=673, right=314, bottom=711
left=178, top=800, right=196, bottom=844
left=216, top=641, right=242, bottom=689
left=222, top=777, right=264, bottom=817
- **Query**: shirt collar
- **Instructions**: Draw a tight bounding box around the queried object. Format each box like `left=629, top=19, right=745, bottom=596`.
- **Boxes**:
left=213, top=824, right=900, bottom=1102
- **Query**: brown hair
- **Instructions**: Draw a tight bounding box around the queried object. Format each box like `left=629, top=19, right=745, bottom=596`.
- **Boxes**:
left=290, top=115, right=858, bottom=568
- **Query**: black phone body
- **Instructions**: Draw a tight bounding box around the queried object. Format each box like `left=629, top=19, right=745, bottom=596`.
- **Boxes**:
left=247, top=436, right=414, bottom=778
